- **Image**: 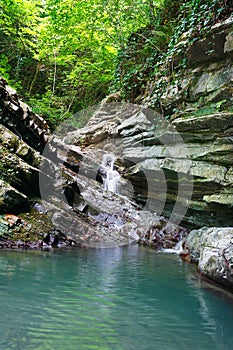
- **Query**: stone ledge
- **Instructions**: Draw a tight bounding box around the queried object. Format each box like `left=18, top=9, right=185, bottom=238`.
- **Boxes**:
left=0, top=180, right=28, bottom=211
left=173, top=113, right=233, bottom=132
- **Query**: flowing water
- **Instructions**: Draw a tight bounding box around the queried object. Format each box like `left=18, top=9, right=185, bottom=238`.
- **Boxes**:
left=0, top=245, right=233, bottom=350
left=101, top=154, right=120, bottom=193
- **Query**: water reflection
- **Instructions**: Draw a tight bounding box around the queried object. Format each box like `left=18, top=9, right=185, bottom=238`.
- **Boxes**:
left=0, top=246, right=233, bottom=350
left=186, top=270, right=233, bottom=349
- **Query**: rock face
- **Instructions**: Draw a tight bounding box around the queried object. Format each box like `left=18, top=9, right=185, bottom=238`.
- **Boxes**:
left=0, top=180, right=28, bottom=211
left=142, top=18, right=233, bottom=228
left=58, top=19, right=233, bottom=230
left=39, top=128, right=187, bottom=248
left=185, top=227, right=233, bottom=290
left=0, top=79, right=49, bottom=212
left=0, top=78, right=187, bottom=248
left=65, top=104, right=233, bottom=229
left=0, top=78, right=49, bottom=151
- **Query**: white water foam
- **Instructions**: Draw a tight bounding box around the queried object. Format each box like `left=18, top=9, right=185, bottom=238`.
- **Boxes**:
left=161, top=239, right=184, bottom=254
left=101, top=154, right=121, bottom=193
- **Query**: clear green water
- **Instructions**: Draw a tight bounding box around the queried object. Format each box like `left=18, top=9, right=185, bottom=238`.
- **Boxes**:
left=0, top=245, right=233, bottom=350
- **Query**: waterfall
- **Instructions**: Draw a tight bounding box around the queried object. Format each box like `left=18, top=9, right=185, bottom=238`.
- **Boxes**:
left=161, top=239, right=184, bottom=254
left=100, top=154, right=120, bottom=193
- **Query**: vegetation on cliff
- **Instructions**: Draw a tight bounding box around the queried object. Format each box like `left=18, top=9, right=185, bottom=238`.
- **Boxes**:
left=0, top=0, right=232, bottom=128
left=112, top=0, right=232, bottom=102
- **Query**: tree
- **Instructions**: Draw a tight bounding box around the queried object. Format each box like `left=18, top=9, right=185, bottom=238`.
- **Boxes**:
left=0, top=0, right=165, bottom=126
left=0, top=0, right=41, bottom=89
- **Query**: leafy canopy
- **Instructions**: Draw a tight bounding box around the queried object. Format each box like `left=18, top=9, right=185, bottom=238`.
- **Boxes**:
left=0, top=0, right=164, bottom=126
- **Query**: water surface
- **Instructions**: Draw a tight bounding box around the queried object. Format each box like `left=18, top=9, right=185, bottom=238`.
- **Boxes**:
left=0, top=245, right=233, bottom=350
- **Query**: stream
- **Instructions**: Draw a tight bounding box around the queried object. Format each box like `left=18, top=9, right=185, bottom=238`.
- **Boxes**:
left=0, top=245, right=233, bottom=350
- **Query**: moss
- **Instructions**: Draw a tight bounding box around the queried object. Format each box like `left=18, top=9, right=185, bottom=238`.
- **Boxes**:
left=0, top=209, right=55, bottom=243
left=0, top=147, right=20, bottom=182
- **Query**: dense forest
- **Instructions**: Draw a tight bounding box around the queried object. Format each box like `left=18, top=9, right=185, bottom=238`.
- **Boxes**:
left=0, top=0, right=232, bottom=128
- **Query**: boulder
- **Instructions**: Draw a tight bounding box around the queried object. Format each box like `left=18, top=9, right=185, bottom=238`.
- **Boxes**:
left=224, top=31, right=233, bottom=53
left=185, top=227, right=233, bottom=289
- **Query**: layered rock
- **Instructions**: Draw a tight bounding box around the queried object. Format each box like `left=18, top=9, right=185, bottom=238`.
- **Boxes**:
left=39, top=125, right=187, bottom=248
left=144, top=17, right=233, bottom=114
left=0, top=78, right=187, bottom=248
left=0, top=78, right=49, bottom=151
left=0, top=180, right=28, bottom=211
left=65, top=100, right=233, bottom=228
left=61, top=19, right=233, bottom=229
left=149, top=18, right=233, bottom=228
left=0, top=125, right=42, bottom=194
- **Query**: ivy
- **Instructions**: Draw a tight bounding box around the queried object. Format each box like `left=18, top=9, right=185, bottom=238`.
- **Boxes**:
left=111, top=0, right=232, bottom=106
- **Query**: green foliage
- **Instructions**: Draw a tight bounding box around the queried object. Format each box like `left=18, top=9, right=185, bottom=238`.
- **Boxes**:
left=111, top=21, right=173, bottom=99
left=111, top=0, right=232, bottom=102
left=28, top=93, right=72, bottom=130
left=111, top=0, right=181, bottom=99
left=0, top=0, right=41, bottom=88
left=167, top=0, right=229, bottom=57
left=193, top=100, right=228, bottom=117
left=0, top=54, right=11, bottom=80
left=1, top=0, right=232, bottom=127
left=0, top=0, right=165, bottom=128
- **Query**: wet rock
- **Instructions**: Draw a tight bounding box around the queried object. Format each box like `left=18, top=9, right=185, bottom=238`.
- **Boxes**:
left=32, top=202, right=47, bottom=214
left=138, top=220, right=188, bottom=250
left=190, top=66, right=233, bottom=99
left=185, top=227, right=233, bottom=289
left=0, top=124, right=42, bottom=167
left=0, top=145, right=40, bottom=196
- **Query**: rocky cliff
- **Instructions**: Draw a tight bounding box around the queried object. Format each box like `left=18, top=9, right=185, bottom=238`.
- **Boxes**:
left=0, top=78, right=49, bottom=212
left=62, top=17, right=233, bottom=229
left=0, top=78, right=186, bottom=249
left=137, top=17, right=233, bottom=228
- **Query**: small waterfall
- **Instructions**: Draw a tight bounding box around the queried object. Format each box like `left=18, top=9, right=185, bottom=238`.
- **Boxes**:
left=161, top=239, right=184, bottom=254
left=100, top=154, right=120, bottom=193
